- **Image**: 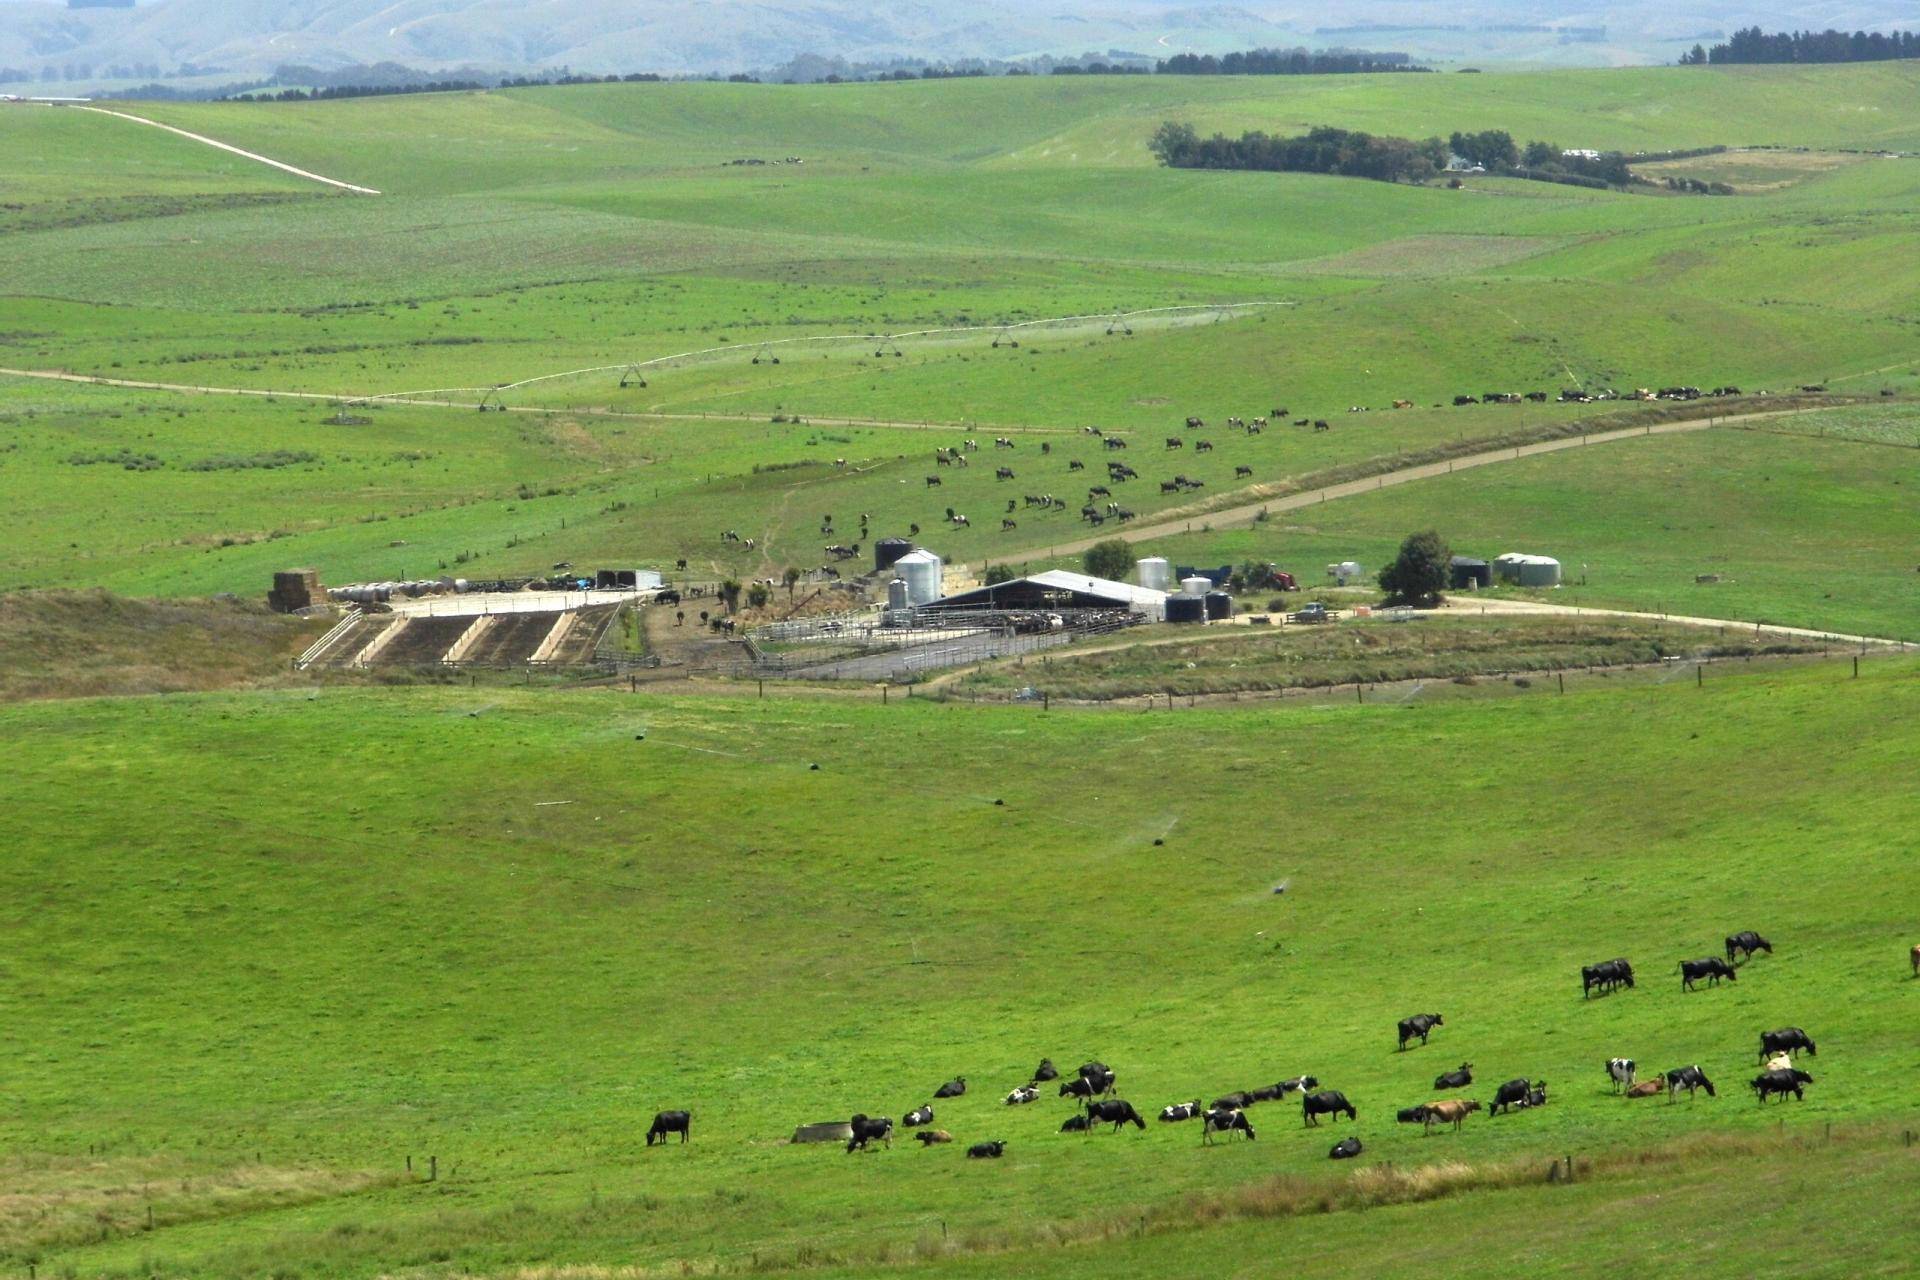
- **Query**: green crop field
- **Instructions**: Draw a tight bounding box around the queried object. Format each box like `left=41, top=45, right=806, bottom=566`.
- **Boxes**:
left=3, top=56, right=1918, bottom=1280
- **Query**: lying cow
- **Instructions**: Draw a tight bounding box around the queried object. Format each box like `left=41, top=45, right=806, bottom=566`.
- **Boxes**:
left=846, top=1114, right=894, bottom=1153
left=914, top=1129, right=953, bottom=1146
left=1211, top=1091, right=1256, bottom=1112
left=1329, top=1136, right=1363, bottom=1159
left=933, top=1077, right=968, bottom=1098
left=1396, top=1106, right=1429, bottom=1124
left=966, top=1140, right=1007, bottom=1159
left=1252, top=1076, right=1318, bottom=1101
left=1422, top=1099, right=1480, bottom=1133
left=1624, top=1080, right=1663, bottom=1099
left=904, top=1104, right=935, bottom=1128
left=1159, top=1100, right=1203, bottom=1123
left=1202, top=1108, right=1255, bottom=1144
left=646, top=1110, right=691, bottom=1146
left=1302, top=1090, right=1356, bottom=1126
left=1606, top=1058, right=1636, bottom=1092
left=1397, top=1013, right=1444, bottom=1051
left=1004, top=1085, right=1039, bottom=1106
left=1032, top=1058, right=1059, bottom=1082
left=1752, top=1068, right=1813, bottom=1103
left=1433, top=1063, right=1473, bottom=1090
left=1058, top=1114, right=1091, bottom=1133
left=1666, top=1065, right=1716, bottom=1100
left=1758, top=1028, right=1817, bottom=1060
left=1680, top=957, right=1737, bottom=991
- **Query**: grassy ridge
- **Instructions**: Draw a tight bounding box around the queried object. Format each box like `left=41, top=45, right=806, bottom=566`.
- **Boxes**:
left=1, top=659, right=1915, bottom=1276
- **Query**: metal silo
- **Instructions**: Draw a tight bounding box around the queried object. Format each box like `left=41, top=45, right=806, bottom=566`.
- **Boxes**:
left=1136, top=557, right=1172, bottom=591
left=894, top=550, right=943, bottom=605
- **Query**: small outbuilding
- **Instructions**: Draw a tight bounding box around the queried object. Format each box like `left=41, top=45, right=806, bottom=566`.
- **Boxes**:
left=874, top=538, right=915, bottom=573
left=922, top=570, right=1167, bottom=621
left=1449, top=556, right=1492, bottom=590
left=1493, top=553, right=1562, bottom=587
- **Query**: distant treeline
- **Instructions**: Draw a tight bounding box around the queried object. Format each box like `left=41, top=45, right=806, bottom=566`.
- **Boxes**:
left=1157, top=48, right=1427, bottom=75
left=1682, top=26, right=1920, bottom=64
left=229, top=71, right=663, bottom=102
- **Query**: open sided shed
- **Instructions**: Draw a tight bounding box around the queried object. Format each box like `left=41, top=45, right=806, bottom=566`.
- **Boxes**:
left=920, top=570, right=1167, bottom=621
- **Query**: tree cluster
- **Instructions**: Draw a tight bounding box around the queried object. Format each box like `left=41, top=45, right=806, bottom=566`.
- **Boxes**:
left=1687, top=27, right=1920, bottom=64
left=1150, top=122, right=1447, bottom=184
left=1157, top=48, right=1427, bottom=75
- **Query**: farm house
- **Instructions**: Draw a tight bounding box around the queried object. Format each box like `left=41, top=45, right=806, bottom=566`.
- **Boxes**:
left=919, top=570, right=1167, bottom=621
left=1494, top=553, right=1563, bottom=587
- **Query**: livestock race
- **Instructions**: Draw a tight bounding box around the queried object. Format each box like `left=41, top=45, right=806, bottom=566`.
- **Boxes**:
left=4, top=19, right=1920, bottom=1280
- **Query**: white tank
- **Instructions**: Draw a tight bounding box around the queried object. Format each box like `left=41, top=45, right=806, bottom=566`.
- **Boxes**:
left=1180, top=576, right=1211, bottom=597
left=887, top=578, right=909, bottom=610
left=1136, top=557, right=1172, bottom=591
left=894, top=550, right=943, bottom=605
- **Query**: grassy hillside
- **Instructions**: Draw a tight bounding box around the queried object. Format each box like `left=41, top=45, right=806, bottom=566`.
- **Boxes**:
left=2, top=659, right=1915, bottom=1277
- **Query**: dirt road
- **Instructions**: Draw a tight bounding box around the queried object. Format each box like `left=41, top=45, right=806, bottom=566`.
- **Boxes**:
left=73, top=105, right=381, bottom=194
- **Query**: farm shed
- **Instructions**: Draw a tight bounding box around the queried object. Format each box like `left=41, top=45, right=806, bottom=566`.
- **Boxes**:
left=922, top=570, right=1167, bottom=621
left=1449, top=556, right=1492, bottom=590
left=1494, top=553, right=1563, bottom=587
left=874, top=538, right=915, bottom=573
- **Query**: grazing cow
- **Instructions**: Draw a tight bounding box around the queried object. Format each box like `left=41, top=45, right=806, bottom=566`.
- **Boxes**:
left=1525, top=391, right=1549, bottom=402
left=846, top=1114, right=894, bottom=1152
left=967, top=1140, right=1006, bottom=1159
left=1032, top=1058, right=1059, bottom=1082
left=904, top=1105, right=934, bottom=1128
left=1069, top=459, right=1085, bottom=472
left=1195, top=440, right=1213, bottom=453
left=1665, top=1066, right=1716, bottom=1100
left=1001, top=518, right=1017, bottom=531
left=1165, top=437, right=1184, bottom=450
left=1329, top=1136, right=1363, bottom=1160
left=1202, top=1108, right=1255, bottom=1143
left=1186, top=416, right=1204, bottom=429
left=1487, top=1079, right=1535, bottom=1116
left=1422, top=1099, right=1480, bottom=1133
left=1758, top=1028, right=1817, bottom=1061
left=1160, top=481, right=1181, bottom=494
left=1040, top=442, right=1051, bottom=455
left=1680, top=957, right=1737, bottom=991
left=1396, top=1107, right=1429, bottom=1124
left=1302, top=1091, right=1356, bottom=1126
left=1397, top=1014, right=1444, bottom=1051
left=1211, top=1091, right=1257, bottom=1112
left=995, top=466, right=1015, bottom=481
left=646, top=1110, right=691, bottom=1146
left=994, top=437, right=1015, bottom=449
left=1583, top=958, right=1635, bottom=997
left=1236, top=465, right=1253, bottom=478
left=1625, top=1080, right=1663, bottom=1099
left=1159, top=1101, right=1203, bottom=1123
left=1312, top=419, right=1330, bottom=431
left=950, top=514, right=969, bottom=528
left=933, top=1077, right=967, bottom=1099
left=1005, top=1085, right=1039, bottom=1106
left=1433, top=1063, right=1473, bottom=1091
left=1911, top=943, right=1919, bottom=977
left=1606, top=1058, right=1636, bottom=1093
left=1058, top=1114, right=1091, bottom=1133
left=1226, top=417, right=1244, bottom=429
left=1726, top=931, right=1773, bottom=964
left=914, top=1129, right=953, bottom=1146
left=1105, top=436, right=1128, bottom=451
left=925, top=475, right=941, bottom=487
left=1752, top=1068, right=1813, bottom=1103
left=1058, top=1078, right=1097, bottom=1100
left=1087, top=485, right=1111, bottom=499
left=1085, top=1099, right=1147, bottom=1132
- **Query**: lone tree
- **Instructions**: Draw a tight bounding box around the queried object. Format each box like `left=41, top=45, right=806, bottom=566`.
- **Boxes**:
left=983, top=563, right=1017, bottom=585
left=1083, top=539, right=1135, bottom=582
left=718, top=579, right=743, bottom=614
left=782, top=566, right=802, bottom=603
left=1377, top=530, right=1451, bottom=606
left=746, top=582, right=772, bottom=610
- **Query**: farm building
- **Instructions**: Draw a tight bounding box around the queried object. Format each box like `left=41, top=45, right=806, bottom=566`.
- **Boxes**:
left=1449, top=556, right=1492, bottom=590
left=920, top=570, right=1167, bottom=621
left=1494, top=553, right=1563, bottom=587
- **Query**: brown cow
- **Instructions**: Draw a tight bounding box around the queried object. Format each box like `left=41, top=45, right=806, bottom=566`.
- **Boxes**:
left=1911, top=942, right=1919, bottom=977
left=1624, top=1081, right=1663, bottom=1099
left=913, top=1129, right=953, bottom=1146
left=1421, top=1099, right=1480, bottom=1133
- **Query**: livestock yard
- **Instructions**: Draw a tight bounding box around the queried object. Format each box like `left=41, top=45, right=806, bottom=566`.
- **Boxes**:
left=3, top=54, right=1919, bottom=1280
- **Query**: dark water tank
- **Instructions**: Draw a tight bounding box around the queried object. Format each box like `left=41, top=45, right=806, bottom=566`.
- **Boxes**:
left=1204, top=591, right=1233, bottom=621
left=1166, top=595, right=1206, bottom=624
left=875, top=538, right=914, bottom=573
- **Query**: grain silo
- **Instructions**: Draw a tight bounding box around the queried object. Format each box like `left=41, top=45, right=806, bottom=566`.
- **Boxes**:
left=894, top=549, right=944, bottom=605
left=1179, top=575, right=1212, bottom=598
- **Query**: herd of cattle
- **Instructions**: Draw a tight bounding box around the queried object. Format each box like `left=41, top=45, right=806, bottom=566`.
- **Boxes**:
left=642, top=929, right=1858, bottom=1163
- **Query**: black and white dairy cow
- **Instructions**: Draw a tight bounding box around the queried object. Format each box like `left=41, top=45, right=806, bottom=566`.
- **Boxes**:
left=1202, top=1108, right=1255, bottom=1144
left=646, top=1110, right=691, bottom=1146
left=1159, top=1100, right=1203, bottom=1123
left=1606, top=1058, right=1636, bottom=1092
left=1665, top=1066, right=1716, bottom=1100
left=904, top=1104, right=935, bottom=1128
left=1004, top=1086, right=1039, bottom=1106
left=1398, top=1013, right=1444, bottom=1050
left=846, top=1114, right=894, bottom=1152
left=1758, top=1028, right=1817, bottom=1061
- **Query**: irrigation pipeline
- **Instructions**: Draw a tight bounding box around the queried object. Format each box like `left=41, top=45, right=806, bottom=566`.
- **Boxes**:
left=342, top=301, right=1298, bottom=407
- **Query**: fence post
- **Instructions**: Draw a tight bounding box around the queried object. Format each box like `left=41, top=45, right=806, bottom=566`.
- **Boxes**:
left=429, top=1155, right=438, bottom=1182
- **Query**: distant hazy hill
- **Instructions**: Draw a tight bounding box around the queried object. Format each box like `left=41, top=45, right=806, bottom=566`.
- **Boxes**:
left=1, top=0, right=1914, bottom=82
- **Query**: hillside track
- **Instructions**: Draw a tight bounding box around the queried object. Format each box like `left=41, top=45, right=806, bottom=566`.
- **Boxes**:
left=1439, top=596, right=1909, bottom=650
left=68, top=105, right=383, bottom=195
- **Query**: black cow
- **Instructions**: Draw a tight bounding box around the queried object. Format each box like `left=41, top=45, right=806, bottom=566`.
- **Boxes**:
left=1433, top=1063, right=1473, bottom=1091
left=646, top=1110, right=691, bottom=1146
left=933, top=1077, right=967, bottom=1099
left=1582, top=958, right=1635, bottom=997
left=966, top=1140, right=1007, bottom=1158
left=1058, top=1114, right=1091, bottom=1133
left=1328, top=1136, right=1363, bottom=1160
left=1759, top=1028, right=1817, bottom=1061
left=1202, top=1108, right=1255, bottom=1143
left=1085, top=1099, right=1147, bottom=1132
left=1398, top=1013, right=1444, bottom=1050
left=1752, top=1068, right=1813, bottom=1103
left=1302, top=1091, right=1356, bottom=1126
left=1666, top=1066, right=1716, bottom=1100
left=1077, top=1062, right=1117, bottom=1095
left=1488, top=1078, right=1537, bottom=1116
left=1211, top=1091, right=1256, bottom=1112
left=1680, top=957, right=1737, bottom=990
left=846, top=1114, right=894, bottom=1152
left=1726, top=931, right=1773, bottom=964
left=1396, top=1106, right=1429, bottom=1125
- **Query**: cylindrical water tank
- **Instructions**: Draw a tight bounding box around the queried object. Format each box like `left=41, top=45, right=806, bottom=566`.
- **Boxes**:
left=887, top=578, right=909, bottom=610
left=1180, top=575, right=1211, bottom=597
left=1166, top=595, right=1206, bottom=623
left=1204, top=591, right=1233, bottom=621
left=1137, top=557, right=1172, bottom=591
left=894, top=550, right=943, bottom=605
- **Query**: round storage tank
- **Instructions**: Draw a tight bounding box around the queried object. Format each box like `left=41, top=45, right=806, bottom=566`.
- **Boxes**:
left=1204, top=591, right=1233, bottom=621
left=1166, top=595, right=1207, bottom=624
left=886, top=578, right=909, bottom=610
left=1136, top=557, right=1172, bottom=592
left=894, top=550, right=943, bottom=605
left=874, top=538, right=914, bottom=573
left=1180, top=575, right=1211, bottom=597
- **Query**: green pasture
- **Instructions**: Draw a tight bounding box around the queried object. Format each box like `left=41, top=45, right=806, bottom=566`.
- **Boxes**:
left=2, top=658, right=1915, bottom=1277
